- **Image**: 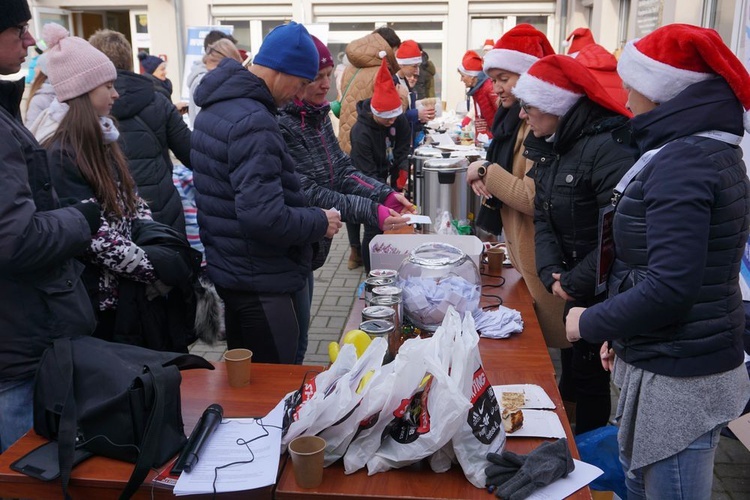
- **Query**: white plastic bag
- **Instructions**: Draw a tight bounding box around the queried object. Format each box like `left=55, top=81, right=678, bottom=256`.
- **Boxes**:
left=343, top=337, right=431, bottom=474
left=320, top=353, right=395, bottom=466
left=365, top=340, right=470, bottom=475
left=281, top=344, right=358, bottom=449
left=450, top=312, right=506, bottom=487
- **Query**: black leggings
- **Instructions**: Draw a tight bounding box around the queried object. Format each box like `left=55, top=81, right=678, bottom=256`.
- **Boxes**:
left=559, top=340, right=611, bottom=435
left=216, top=286, right=300, bottom=364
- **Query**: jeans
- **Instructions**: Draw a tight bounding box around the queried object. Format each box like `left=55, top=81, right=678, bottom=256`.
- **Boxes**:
left=621, top=425, right=721, bottom=500
left=0, top=376, right=34, bottom=453
left=293, top=273, right=314, bottom=364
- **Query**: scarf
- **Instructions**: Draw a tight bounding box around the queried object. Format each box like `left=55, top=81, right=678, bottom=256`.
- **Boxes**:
left=100, top=116, right=120, bottom=144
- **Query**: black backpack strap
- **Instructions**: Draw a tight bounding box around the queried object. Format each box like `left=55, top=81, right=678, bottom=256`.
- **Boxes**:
left=55, top=338, right=77, bottom=500
left=119, top=363, right=169, bottom=500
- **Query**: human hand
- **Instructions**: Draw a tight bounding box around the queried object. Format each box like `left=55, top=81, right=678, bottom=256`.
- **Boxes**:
left=470, top=179, right=492, bottom=198
left=600, top=342, right=615, bottom=372
left=565, top=307, right=585, bottom=342
left=392, top=192, right=417, bottom=214
left=396, top=83, right=409, bottom=101
left=383, top=210, right=410, bottom=232
left=551, top=273, right=574, bottom=301
left=323, top=208, right=342, bottom=238
left=418, top=106, right=436, bottom=123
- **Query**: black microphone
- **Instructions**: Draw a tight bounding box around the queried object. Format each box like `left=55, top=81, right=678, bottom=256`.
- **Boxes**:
left=171, top=403, right=224, bottom=474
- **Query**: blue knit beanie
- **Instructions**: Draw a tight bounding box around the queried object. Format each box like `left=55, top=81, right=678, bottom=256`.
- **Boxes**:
left=253, top=22, right=318, bottom=81
left=138, top=51, right=164, bottom=75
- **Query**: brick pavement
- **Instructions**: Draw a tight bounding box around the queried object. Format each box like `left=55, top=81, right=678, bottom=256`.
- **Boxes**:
left=188, top=229, right=749, bottom=499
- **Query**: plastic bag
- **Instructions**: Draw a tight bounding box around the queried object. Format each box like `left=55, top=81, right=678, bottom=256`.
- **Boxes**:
left=575, top=425, right=626, bottom=499
left=449, top=312, right=505, bottom=487
left=435, top=210, right=458, bottom=235
left=365, top=338, right=470, bottom=475
left=343, top=337, right=432, bottom=474
left=281, top=344, right=358, bottom=449
left=320, top=356, right=395, bottom=466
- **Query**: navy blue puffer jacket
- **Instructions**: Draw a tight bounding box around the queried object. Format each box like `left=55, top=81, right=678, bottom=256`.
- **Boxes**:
left=580, top=78, right=750, bottom=377
left=191, top=59, right=328, bottom=293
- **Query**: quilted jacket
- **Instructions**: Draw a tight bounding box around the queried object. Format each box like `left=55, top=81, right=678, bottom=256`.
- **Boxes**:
left=337, top=33, right=398, bottom=154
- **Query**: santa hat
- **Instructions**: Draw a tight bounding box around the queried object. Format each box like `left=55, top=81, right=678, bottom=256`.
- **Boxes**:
left=396, top=40, right=422, bottom=66
left=617, top=23, right=750, bottom=132
left=458, top=51, right=483, bottom=77
left=512, top=54, right=631, bottom=118
left=482, top=38, right=495, bottom=51
left=370, top=58, right=403, bottom=119
left=483, top=24, right=555, bottom=75
left=565, top=28, right=595, bottom=55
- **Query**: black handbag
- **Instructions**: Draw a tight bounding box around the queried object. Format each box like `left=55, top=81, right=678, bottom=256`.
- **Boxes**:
left=30, top=335, right=213, bottom=499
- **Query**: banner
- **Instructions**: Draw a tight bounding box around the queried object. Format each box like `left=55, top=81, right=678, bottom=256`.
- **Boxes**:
left=181, top=25, right=234, bottom=101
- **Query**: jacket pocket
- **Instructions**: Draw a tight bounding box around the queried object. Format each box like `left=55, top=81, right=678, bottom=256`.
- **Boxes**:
left=33, top=260, right=96, bottom=338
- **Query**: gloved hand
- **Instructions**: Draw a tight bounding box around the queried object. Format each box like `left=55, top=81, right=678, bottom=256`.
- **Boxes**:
left=495, top=438, right=575, bottom=500
left=485, top=450, right=526, bottom=490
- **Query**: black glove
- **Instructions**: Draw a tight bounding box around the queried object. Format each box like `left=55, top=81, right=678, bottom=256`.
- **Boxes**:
left=495, top=439, right=575, bottom=500
left=485, top=450, right=526, bottom=488
left=71, top=201, right=102, bottom=234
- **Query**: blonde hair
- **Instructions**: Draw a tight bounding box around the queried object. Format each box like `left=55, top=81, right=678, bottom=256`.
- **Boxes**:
left=203, top=39, right=242, bottom=70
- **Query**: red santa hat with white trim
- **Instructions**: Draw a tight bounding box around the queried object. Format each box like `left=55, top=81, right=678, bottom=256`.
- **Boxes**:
left=564, top=28, right=595, bottom=55
left=396, top=40, right=422, bottom=66
left=512, top=54, right=631, bottom=118
left=370, top=58, right=403, bottom=119
left=483, top=24, right=555, bottom=75
left=617, top=23, right=750, bottom=132
left=458, top=50, right=483, bottom=77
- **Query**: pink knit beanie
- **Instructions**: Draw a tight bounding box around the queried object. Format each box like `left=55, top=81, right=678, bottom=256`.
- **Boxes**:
left=42, top=23, right=117, bottom=102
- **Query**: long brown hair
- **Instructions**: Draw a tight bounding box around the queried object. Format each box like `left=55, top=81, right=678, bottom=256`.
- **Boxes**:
left=25, top=71, right=48, bottom=115
left=43, top=95, right=138, bottom=218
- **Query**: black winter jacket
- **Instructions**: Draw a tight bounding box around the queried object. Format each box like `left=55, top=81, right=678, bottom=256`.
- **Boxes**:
left=191, top=59, right=328, bottom=294
left=111, top=70, right=191, bottom=234
left=0, top=80, right=95, bottom=381
left=350, top=98, right=410, bottom=182
left=525, top=98, right=632, bottom=305
left=580, top=78, right=750, bottom=377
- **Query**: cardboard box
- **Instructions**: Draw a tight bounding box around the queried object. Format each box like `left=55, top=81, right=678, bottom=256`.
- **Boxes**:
left=369, top=234, right=484, bottom=272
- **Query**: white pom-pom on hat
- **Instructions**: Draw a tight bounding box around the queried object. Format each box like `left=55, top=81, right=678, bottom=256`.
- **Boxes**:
left=41, top=22, right=69, bottom=49
left=378, top=50, right=387, bottom=59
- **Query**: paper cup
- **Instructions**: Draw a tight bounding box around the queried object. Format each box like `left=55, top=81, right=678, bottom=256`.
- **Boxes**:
left=487, top=247, right=505, bottom=275
left=288, top=435, right=326, bottom=488
left=223, top=348, right=252, bottom=387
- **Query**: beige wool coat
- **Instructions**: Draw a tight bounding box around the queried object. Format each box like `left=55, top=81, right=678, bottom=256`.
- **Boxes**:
left=483, top=120, right=570, bottom=349
left=336, top=33, right=400, bottom=154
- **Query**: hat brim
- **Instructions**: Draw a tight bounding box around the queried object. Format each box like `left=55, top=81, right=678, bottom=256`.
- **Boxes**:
left=371, top=104, right=403, bottom=119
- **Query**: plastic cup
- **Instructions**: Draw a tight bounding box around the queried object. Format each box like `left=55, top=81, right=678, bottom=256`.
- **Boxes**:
left=288, top=435, right=326, bottom=488
left=487, top=247, right=505, bottom=275
left=223, top=348, right=252, bottom=387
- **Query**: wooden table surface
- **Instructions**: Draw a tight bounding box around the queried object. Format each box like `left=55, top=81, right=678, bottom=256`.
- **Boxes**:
left=0, top=363, right=317, bottom=499
left=276, top=265, right=590, bottom=499
left=0, top=265, right=589, bottom=499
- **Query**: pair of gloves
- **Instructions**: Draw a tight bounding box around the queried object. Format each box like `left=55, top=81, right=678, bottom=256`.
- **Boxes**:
left=485, top=438, right=575, bottom=500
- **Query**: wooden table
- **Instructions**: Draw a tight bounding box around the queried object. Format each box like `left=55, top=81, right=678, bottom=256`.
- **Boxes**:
left=276, top=265, right=590, bottom=500
left=0, top=363, right=318, bottom=499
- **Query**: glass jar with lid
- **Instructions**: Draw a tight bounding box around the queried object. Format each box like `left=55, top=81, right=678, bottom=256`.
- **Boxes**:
left=397, top=242, right=481, bottom=331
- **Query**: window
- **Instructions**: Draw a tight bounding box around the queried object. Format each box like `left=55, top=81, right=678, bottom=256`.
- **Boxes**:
left=704, top=0, right=738, bottom=44
left=220, top=20, right=251, bottom=51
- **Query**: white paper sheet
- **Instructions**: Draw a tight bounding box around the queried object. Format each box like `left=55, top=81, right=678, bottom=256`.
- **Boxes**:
left=429, top=132, right=455, bottom=146
left=173, top=399, right=285, bottom=495
left=404, top=214, right=432, bottom=225
left=504, top=409, right=566, bottom=439
left=528, top=459, right=604, bottom=500
left=492, top=384, right=556, bottom=410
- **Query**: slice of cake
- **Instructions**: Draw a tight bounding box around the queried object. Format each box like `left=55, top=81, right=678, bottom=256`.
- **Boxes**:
left=501, top=408, right=524, bottom=433
left=501, top=391, right=525, bottom=409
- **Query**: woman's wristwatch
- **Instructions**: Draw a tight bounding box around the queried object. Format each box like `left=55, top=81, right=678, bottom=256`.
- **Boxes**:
left=477, top=161, right=491, bottom=178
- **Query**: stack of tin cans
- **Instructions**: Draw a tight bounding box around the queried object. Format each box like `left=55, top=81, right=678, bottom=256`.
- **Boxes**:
left=360, top=269, right=402, bottom=362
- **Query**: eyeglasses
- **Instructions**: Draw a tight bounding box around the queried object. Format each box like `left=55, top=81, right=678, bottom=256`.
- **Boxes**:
left=518, top=100, right=535, bottom=113
left=15, top=24, right=30, bottom=39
